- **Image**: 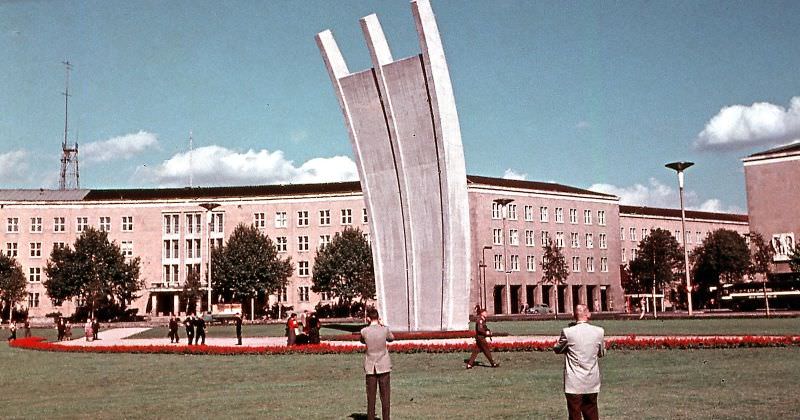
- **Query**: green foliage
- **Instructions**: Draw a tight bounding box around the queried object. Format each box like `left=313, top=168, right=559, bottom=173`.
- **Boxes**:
left=0, top=254, right=27, bottom=319
left=690, top=228, right=750, bottom=308
left=212, top=223, right=293, bottom=302
left=181, top=269, right=203, bottom=314
left=540, top=238, right=569, bottom=286
left=628, top=228, right=684, bottom=294
left=789, top=246, right=800, bottom=277
left=312, top=226, right=374, bottom=304
left=44, top=227, right=142, bottom=319
left=747, top=232, right=774, bottom=280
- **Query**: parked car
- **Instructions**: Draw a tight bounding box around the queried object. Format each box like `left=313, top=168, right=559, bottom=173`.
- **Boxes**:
left=525, top=304, right=551, bottom=314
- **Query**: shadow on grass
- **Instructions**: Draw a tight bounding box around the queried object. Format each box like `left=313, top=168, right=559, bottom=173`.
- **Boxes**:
left=349, top=414, right=382, bottom=420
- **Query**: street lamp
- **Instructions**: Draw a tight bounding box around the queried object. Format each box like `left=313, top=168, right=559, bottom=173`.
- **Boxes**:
left=480, top=245, right=492, bottom=309
left=665, top=161, right=694, bottom=316
left=493, top=198, right=514, bottom=314
left=199, top=202, right=220, bottom=314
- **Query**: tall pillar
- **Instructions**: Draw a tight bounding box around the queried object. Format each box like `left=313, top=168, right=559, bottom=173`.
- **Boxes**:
left=150, top=294, right=158, bottom=316
left=534, top=285, right=543, bottom=306
left=173, top=294, right=180, bottom=316
left=579, top=285, right=588, bottom=306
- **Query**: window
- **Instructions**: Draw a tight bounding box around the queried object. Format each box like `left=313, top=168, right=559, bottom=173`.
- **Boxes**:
left=30, top=242, right=41, bottom=258
left=275, top=212, right=287, bottom=228
left=363, top=232, right=371, bottom=244
left=298, top=286, right=310, bottom=301
left=509, top=229, right=519, bottom=246
left=362, top=208, right=368, bottom=224
left=569, top=209, right=578, bottom=224
left=541, top=231, right=550, bottom=246
left=5, top=242, right=18, bottom=257
left=28, top=267, right=41, bottom=282
left=6, top=218, right=19, bottom=233
left=620, top=227, right=625, bottom=240
left=622, top=248, right=627, bottom=262
left=320, top=292, right=331, bottom=302
left=586, top=257, right=595, bottom=272
left=675, top=230, right=682, bottom=243
left=696, top=232, right=702, bottom=244
left=555, top=232, right=564, bottom=248
left=163, top=214, right=179, bottom=235
left=525, top=230, right=535, bottom=247
left=28, top=292, right=40, bottom=308
left=212, top=213, right=224, bottom=233
left=185, top=214, right=201, bottom=234
left=276, top=236, right=288, bottom=252
left=599, top=233, right=607, bottom=249
left=121, top=216, right=134, bottom=232
left=163, top=240, right=179, bottom=259
left=555, top=208, right=564, bottom=223
left=493, top=254, right=503, bottom=271
left=584, top=210, right=592, bottom=225
left=319, top=235, right=331, bottom=248
left=598, top=210, right=606, bottom=226
left=509, top=255, right=520, bottom=271
left=99, top=216, right=111, bottom=232
left=298, top=236, right=309, bottom=252
left=540, top=207, right=549, bottom=222
left=162, top=264, right=179, bottom=284
left=630, top=228, right=636, bottom=241
left=600, top=257, right=608, bottom=272
left=492, top=229, right=503, bottom=245
left=278, top=286, right=288, bottom=302
left=686, top=231, right=692, bottom=244
left=642, top=229, right=648, bottom=240
left=319, top=210, right=331, bottom=225
left=491, top=202, right=502, bottom=220
left=121, top=241, right=133, bottom=258
left=341, top=209, right=352, bottom=225
left=254, top=213, right=266, bottom=228
left=572, top=256, right=581, bottom=272
left=186, top=264, right=200, bottom=279
left=570, top=232, right=580, bottom=248
left=30, top=217, right=42, bottom=233
left=524, top=205, right=534, bottom=221
left=185, top=239, right=195, bottom=259
left=298, top=261, right=310, bottom=277
left=585, top=233, right=594, bottom=249
left=507, top=204, right=517, bottom=220
left=526, top=255, right=537, bottom=272
left=631, top=248, right=637, bottom=260
left=53, top=242, right=66, bottom=250
left=54, top=217, right=66, bottom=232
left=297, top=211, right=309, bottom=227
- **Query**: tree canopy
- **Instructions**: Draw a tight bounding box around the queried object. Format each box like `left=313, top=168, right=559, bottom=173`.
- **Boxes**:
left=789, top=246, right=800, bottom=278
left=212, top=223, right=293, bottom=303
left=627, top=228, right=684, bottom=295
left=312, top=227, right=374, bottom=304
left=0, top=254, right=27, bottom=320
left=690, top=229, right=750, bottom=308
left=747, top=232, right=774, bottom=281
left=181, top=269, right=204, bottom=314
left=44, top=227, right=142, bottom=319
left=540, top=238, right=569, bottom=287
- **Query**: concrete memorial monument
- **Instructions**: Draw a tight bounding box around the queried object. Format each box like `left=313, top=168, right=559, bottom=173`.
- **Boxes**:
left=316, top=0, right=470, bottom=331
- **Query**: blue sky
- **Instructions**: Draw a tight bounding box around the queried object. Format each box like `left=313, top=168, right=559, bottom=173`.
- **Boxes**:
left=2, top=0, right=799, bottom=212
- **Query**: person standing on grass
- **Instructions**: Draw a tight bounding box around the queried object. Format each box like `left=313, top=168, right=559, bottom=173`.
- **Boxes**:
left=56, top=318, right=64, bottom=341
left=184, top=314, right=195, bottom=346
left=307, top=311, right=321, bottom=344
left=234, top=312, right=243, bottom=345
left=92, top=318, right=100, bottom=340
left=360, top=307, right=394, bottom=420
left=553, top=304, right=605, bottom=420
left=286, top=313, right=298, bottom=346
left=84, top=319, right=93, bottom=342
left=23, top=318, right=31, bottom=338
left=466, top=307, right=499, bottom=369
left=195, top=312, right=206, bottom=345
left=168, top=314, right=178, bottom=343
left=7, top=323, right=16, bottom=341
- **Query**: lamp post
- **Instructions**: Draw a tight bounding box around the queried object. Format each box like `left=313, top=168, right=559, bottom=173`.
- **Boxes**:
left=665, top=162, right=694, bottom=316
left=480, top=245, right=492, bottom=309
left=493, top=198, right=514, bottom=314
left=199, top=203, right=220, bottom=314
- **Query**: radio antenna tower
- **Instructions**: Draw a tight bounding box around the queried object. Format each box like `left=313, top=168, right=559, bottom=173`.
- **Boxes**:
left=59, top=60, right=80, bottom=190
left=188, top=130, right=194, bottom=188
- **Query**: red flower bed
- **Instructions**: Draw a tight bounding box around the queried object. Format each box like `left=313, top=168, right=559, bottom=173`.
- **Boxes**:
left=9, top=335, right=800, bottom=356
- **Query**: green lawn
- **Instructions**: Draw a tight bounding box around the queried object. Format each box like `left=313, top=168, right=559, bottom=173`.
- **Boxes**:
left=2, top=333, right=798, bottom=419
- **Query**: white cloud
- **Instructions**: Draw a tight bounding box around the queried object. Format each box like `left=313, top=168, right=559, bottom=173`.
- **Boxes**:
left=138, top=145, right=358, bottom=187
left=502, top=168, right=528, bottom=180
left=694, top=97, right=800, bottom=151
left=82, top=130, right=159, bottom=162
left=575, top=120, right=591, bottom=130
left=588, top=178, right=742, bottom=213
left=0, top=150, right=29, bottom=183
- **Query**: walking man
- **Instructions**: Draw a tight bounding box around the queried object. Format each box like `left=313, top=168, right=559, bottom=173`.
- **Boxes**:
left=92, top=318, right=100, bottom=340
left=234, top=312, right=243, bottom=345
left=184, top=314, right=195, bottom=346
left=360, top=307, right=394, bottom=420
left=553, top=304, right=606, bottom=420
left=195, top=312, right=206, bottom=345
left=466, top=307, right=499, bottom=369
left=168, top=314, right=179, bottom=343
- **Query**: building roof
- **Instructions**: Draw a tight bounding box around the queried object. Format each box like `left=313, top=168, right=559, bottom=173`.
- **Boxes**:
left=466, top=175, right=617, bottom=199
left=0, top=189, right=90, bottom=201
left=745, top=141, right=800, bottom=159
left=620, top=205, right=749, bottom=223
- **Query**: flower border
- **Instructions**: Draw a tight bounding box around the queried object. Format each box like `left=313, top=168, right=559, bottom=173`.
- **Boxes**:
left=9, top=335, right=800, bottom=356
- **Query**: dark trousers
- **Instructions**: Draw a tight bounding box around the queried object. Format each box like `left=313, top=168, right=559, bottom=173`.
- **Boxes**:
left=565, top=393, right=598, bottom=420
left=195, top=329, right=205, bottom=345
left=467, top=336, right=495, bottom=366
left=366, top=372, right=390, bottom=420
left=236, top=327, right=242, bottom=345
left=186, top=330, right=194, bottom=345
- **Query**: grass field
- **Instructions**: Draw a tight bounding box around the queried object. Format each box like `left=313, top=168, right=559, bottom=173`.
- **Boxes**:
left=2, top=328, right=798, bottom=419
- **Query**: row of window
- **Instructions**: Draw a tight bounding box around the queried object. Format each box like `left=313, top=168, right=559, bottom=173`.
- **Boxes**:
left=256, top=208, right=368, bottom=229
left=492, top=204, right=607, bottom=226
left=5, top=241, right=133, bottom=259
left=492, top=229, right=608, bottom=249
left=159, top=235, right=344, bottom=261
left=276, top=286, right=332, bottom=303
left=163, top=213, right=224, bottom=235
left=6, top=216, right=133, bottom=234
left=620, top=227, right=707, bottom=244
left=492, top=254, right=609, bottom=273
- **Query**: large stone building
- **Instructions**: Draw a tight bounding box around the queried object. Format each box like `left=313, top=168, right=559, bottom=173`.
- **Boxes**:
left=1, top=175, right=750, bottom=320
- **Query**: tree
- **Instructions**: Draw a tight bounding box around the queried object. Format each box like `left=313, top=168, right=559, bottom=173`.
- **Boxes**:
left=628, top=228, right=683, bottom=316
left=212, top=223, right=293, bottom=304
left=540, top=239, right=569, bottom=315
left=0, top=254, right=27, bottom=321
left=312, top=227, right=375, bottom=309
left=789, top=246, right=800, bottom=277
left=181, top=269, right=203, bottom=314
left=44, top=227, right=143, bottom=320
left=747, top=232, right=775, bottom=315
left=690, top=229, right=750, bottom=308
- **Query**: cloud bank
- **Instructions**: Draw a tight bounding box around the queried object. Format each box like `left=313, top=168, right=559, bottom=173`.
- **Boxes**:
left=695, top=97, right=800, bottom=151
left=0, top=150, right=29, bottom=184
left=82, top=131, right=159, bottom=162
left=138, top=145, right=358, bottom=187
left=502, top=168, right=528, bottom=180
left=588, top=178, right=741, bottom=213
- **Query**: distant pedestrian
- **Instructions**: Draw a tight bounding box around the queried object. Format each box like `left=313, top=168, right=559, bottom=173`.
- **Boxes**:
left=7, top=323, right=17, bottom=341
left=184, top=314, right=195, bottom=345
left=84, top=319, right=93, bottom=342
left=65, top=321, right=73, bottom=340
left=195, top=312, right=206, bottom=345
left=92, top=318, right=100, bottom=340
left=639, top=298, right=646, bottom=319
left=466, top=307, right=499, bottom=369
left=234, top=312, right=243, bottom=345
left=168, top=314, right=179, bottom=343
left=56, top=318, right=65, bottom=341
left=286, top=313, right=298, bottom=346
left=360, top=307, right=394, bottom=420
left=23, top=319, right=31, bottom=338
left=307, top=311, right=321, bottom=344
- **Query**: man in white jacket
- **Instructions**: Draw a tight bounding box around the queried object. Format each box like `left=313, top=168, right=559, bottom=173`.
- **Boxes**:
left=553, top=304, right=606, bottom=420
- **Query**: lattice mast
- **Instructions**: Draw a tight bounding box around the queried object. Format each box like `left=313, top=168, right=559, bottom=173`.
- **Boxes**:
left=59, top=60, right=80, bottom=190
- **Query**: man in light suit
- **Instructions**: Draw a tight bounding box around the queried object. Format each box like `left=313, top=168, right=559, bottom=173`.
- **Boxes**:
left=360, top=307, right=394, bottom=420
left=553, top=304, right=606, bottom=420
